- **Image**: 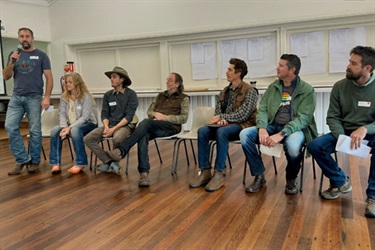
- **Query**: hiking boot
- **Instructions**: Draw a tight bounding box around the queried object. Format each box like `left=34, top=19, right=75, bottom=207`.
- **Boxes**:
left=285, top=178, right=299, bottom=195
left=189, top=169, right=212, bottom=188
left=246, top=175, right=266, bottom=193
left=28, top=163, right=40, bottom=173
left=95, top=163, right=109, bottom=173
left=365, top=198, right=375, bottom=218
left=138, top=172, right=150, bottom=187
left=8, top=161, right=30, bottom=175
left=105, top=148, right=123, bottom=162
left=321, top=178, right=352, bottom=200
left=109, top=161, right=121, bottom=175
left=205, top=171, right=225, bottom=192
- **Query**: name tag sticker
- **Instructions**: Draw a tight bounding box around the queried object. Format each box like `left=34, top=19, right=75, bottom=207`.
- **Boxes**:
left=109, top=102, right=117, bottom=106
left=358, top=101, right=371, bottom=107
left=30, top=56, right=39, bottom=59
left=77, top=105, right=82, bottom=110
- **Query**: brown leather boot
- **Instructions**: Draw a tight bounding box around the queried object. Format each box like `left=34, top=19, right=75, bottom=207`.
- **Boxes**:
left=205, top=171, right=225, bottom=192
left=189, top=169, right=212, bottom=188
left=28, top=163, right=40, bottom=173
left=138, top=172, right=150, bottom=187
left=8, top=161, right=30, bottom=175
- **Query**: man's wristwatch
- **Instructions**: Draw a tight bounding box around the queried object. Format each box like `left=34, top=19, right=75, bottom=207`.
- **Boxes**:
left=280, top=131, right=287, bottom=137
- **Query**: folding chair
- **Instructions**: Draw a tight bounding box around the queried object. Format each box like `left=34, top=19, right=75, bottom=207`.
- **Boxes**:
left=170, top=107, right=215, bottom=174
left=27, top=109, right=74, bottom=161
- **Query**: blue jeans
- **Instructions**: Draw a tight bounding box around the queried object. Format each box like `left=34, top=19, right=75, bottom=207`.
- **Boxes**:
left=49, top=122, right=97, bottom=167
left=307, top=132, right=375, bottom=199
left=240, top=124, right=305, bottom=179
left=5, top=94, right=42, bottom=165
left=118, top=118, right=178, bottom=174
left=198, top=124, right=242, bottom=171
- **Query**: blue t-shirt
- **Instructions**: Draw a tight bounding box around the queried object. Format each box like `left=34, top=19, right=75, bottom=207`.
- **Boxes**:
left=7, top=48, right=51, bottom=96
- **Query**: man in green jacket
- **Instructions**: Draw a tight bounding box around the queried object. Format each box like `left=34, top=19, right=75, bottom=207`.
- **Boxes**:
left=308, top=46, right=375, bottom=218
left=240, top=54, right=318, bottom=194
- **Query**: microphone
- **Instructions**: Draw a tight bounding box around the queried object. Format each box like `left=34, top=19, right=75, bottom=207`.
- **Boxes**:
left=11, top=45, right=23, bottom=64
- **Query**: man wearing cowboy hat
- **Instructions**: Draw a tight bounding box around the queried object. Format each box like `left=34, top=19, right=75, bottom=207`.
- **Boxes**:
left=84, top=66, right=138, bottom=174
left=105, top=72, right=189, bottom=187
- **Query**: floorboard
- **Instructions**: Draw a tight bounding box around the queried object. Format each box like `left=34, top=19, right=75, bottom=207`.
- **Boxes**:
left=0, top=135, right=373, bottom=250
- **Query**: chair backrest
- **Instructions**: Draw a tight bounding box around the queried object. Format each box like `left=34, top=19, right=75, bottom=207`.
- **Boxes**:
left=190, top=107, right=215, bottom=131
left=41, top=109, right=59, bottom=137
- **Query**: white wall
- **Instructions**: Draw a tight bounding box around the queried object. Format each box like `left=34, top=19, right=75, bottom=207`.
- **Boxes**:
left=0, top=1, right=51, bottom=41
left=1, top=0, right=374, bottom=94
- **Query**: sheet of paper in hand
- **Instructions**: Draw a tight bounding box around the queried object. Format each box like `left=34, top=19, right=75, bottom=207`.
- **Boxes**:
left=260, top=143, right=284, bottom=158
left=335, top=134, right=371, bottom=159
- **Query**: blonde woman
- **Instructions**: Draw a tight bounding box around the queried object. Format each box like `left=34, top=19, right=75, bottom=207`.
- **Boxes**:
left=50, top=73, right=97, bottom=174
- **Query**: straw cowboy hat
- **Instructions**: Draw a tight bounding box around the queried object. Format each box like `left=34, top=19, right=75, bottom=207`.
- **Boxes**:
left=105, top=66, right=132, bottom=86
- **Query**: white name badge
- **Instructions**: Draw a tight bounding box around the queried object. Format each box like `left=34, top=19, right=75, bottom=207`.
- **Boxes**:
left=358, top=101, right=371, bottom=107
left=30, top=56, right=39, bottom=59
left=109, top=102, right=117, bottom=106
left=77, top=105, right=82, bottom=110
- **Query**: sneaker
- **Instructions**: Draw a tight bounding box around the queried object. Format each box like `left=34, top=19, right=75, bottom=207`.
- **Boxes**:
left=109, top=161, right=121, bottom=175
left=8, top=161, right=30, bottom=175
left=189, top=169, right=212, bottom=188
left=105, top=148, right=123, bottom=162
left=285, top=178, right=299, bottom=195
left=95, top=164, right=109, bottom=173
left=365, top=198, right=375, bottom=218
left=321, top=178, right=352, bottom=200
left=27, top=163, right=40, bottom=174
left=245, top=175, right=266, bottom=193
left=138, top=172, right=150, bottom=187
left=205, top=171, right=225, bottom=192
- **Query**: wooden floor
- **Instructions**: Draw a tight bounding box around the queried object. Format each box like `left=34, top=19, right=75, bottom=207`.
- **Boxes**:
left=0, top=136, right=373, bottom=250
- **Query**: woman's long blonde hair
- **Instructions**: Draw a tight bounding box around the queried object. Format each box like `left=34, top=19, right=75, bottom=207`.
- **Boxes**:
left=62, top=73, right=95, bottom=105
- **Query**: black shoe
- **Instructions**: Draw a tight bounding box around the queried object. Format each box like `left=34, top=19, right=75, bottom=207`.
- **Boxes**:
left=246, top=175, right=266, bottom=193
left=285, top=178, right=299, bottom=195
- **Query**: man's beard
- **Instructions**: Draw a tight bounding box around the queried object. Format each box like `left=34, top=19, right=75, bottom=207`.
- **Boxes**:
left=346, top=69, right=362, bottom=81
left=21, top=42, right=31, bottom=50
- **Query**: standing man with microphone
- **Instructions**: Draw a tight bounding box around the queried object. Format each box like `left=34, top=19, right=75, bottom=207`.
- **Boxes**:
left=3, top=27, right=53, bottom=175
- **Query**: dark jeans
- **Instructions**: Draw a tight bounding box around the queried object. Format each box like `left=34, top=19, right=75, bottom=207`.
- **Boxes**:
left=307, top=132, right=375, bottom=199
left=118, top=118, right=178, bottom=174
left=198, top=124, right=242, bottom=171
